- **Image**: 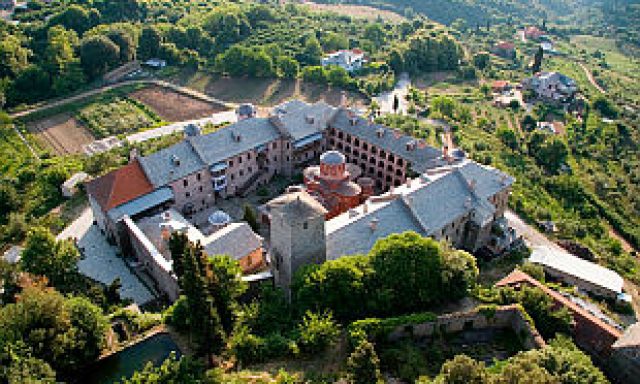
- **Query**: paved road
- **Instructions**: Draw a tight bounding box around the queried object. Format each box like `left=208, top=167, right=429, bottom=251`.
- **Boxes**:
left=578, top=62, right=606, bottom=94
left=9, top=79, right=236, bottom=119
left=58, top=208, right=155, bottom=305
left=373, top=72, right=411, bottom=114
left=505, top=210, right=564, bottom=252
left=126, top=110, right=237, bottom=144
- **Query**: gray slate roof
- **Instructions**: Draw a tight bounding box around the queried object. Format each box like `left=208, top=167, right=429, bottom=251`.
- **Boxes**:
left=326, top=161, right=513, bottom=259
left=138, top=141, right=205, bottom=187
left=189, top=117, right=281, bottom=166
left=329, top=109, right=444, bottom=173
left=271, top=100, right=336, bottom=141
left=202, top=222, right=263, bottom=261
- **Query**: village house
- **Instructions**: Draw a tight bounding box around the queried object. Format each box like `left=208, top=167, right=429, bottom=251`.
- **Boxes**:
left=492, top=80, right=512, bottom=94
left=321, top=49, right=366, bottom=72
left=524, top=26, right=545, bottom=40
left=522, top=71, right=578, bottom=103
left=86, top=99, right=515, bottom=299
left=491, top=41, right=516, bottom=59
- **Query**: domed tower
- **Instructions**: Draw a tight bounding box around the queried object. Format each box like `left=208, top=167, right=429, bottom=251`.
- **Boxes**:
left=269, top=191, right=328, bottom=293
left=303, top=150, right=364, bottom=219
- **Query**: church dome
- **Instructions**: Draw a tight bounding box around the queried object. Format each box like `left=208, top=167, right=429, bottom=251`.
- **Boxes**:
left=320, top=151, right=346, bottom=166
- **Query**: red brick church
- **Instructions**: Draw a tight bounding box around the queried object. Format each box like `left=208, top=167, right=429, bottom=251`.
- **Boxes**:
left=303, top=151, right=373, bottom=219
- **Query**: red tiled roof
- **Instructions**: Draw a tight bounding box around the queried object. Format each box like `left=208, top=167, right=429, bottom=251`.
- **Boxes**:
left=525, top=26, right=545, bottom=38
left=496, top=270, right=622, bottom=339
left=492, top=80, right=510, bottom=89
left=495, top=41, right=515, bottom=50
left=86, top=159, right=154, bottom=211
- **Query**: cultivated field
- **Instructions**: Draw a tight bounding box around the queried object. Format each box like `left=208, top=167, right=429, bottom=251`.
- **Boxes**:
left=26, top=113, right=94, bottom=155
left=302, top=1, right=406, bottom=23
left=129, top=86, right=228, bottom=122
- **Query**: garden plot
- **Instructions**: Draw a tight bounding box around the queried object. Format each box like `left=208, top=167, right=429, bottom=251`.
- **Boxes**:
left=26, top=113, right=94, bottom=156
left=129, top=86, right=228, bottom=122
left=77, top=97, right=159, bottom=138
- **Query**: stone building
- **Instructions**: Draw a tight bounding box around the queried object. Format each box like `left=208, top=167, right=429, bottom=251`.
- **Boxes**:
left=268, top=191, right=327, bottom=291
left=85, top=99, right=513, bottom=300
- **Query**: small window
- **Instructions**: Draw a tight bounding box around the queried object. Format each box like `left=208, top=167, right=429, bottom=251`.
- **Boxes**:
left=186, top=192, right=191, bottom=198
left=303, top=222, right=308, bottom=230
left=196, top=173, right=201, bottom=181
left=239, top=170, right=244, bottom=177
left=198, top=186, right=203, bottom=192
left=247, top=153, right=251, bottom=160
left=183, top=179, right=188, bottom=187
left=229, top=160, right=234, bottom=167
left=248, top=167, right=252, bottom=173
left=238, top=156, right=243, bottom=164
left=273, top=142, right=277, bottom=149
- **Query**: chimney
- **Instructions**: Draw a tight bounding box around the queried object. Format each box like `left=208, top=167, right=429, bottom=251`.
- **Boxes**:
left=464, top=197, right=472, bottom=209
left=362, top=202, right=369, bottom=214
left=393, top=129, right=402, bottom=138
left=348, top=209, right=359, bottom=218
left=468, top=179, right=477, bottom=191
left=405, top=177, right=413, bottom=187
left=171, top=155, right=181, bottom=166
left=350, top=117, right=358, bottom=126
left=129, top=148, right=139, bottom=163
left=340, top=91, right=348, bottom=108
left=376, top=128, right=385, bottom=138
left=369, top=218, right=379, bottom=231
left=305, top=115, right=315, bottom=124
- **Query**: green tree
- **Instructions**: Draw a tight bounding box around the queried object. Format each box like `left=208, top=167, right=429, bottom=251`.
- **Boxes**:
left=277, top=56, right=299, bottom=79
left=346, top=340, right=382, bottom=384
left=107, top=29, right=136, bottom=63
left=138, top=26, right=162, bottom=60
left=326, top=65, right=350, bottom=87
left=592, top=96, right=619, bottom=119
left=498, top=127, right=518, bottom=150
left=473, top=52, right=490, bottom=70
left=364, top=23, right=386, bottom=46
left=532, top=46, right=544, bottom=73
left=0, top=35, right=30, bottom=78
left=434, top=354, right=488, bottom=384
left=302, top=66, right=327, bottom=83
left=20, top=227, right=80, bottom=289
left=0, top=286, right=108, bottom=376
left=242, top=204, right=259, bottom=232
left=321, top=32, right=349, bottom=52
left=301, top=36, right=323, bottom=65
left=49, top=5, right=97, bottom=35
left=207, top=255, right=248, bottom=334
left=293, top=255, right=372, bottom=321
left=369, top=232, right=444, bottom=313
left=80, top=35, right=120, bottom=79
left=430, top=96, right=457, bottom=120
left=121, top=353, right=205, bottom=384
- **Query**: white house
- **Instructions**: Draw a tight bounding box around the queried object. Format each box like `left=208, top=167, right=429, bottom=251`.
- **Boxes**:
left=523, top=71, right=578, bottom=102
left=322, top=49, right=366, bottom=72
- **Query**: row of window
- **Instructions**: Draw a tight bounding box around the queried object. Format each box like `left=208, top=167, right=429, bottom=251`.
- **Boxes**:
left=330, top=130, right=403, bottom=165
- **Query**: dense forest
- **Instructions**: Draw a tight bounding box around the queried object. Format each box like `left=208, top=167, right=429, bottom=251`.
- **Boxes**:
left=0, top=0, right=463, bottom=109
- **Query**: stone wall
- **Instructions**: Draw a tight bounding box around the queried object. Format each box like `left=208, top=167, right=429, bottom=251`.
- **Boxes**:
left=386, top=305, right=546, bottom=350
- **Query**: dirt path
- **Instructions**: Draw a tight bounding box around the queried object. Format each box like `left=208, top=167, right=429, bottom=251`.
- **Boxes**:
left=10, top=79, right=235, bottom=120
left=578, top=62, right=606, bottom=94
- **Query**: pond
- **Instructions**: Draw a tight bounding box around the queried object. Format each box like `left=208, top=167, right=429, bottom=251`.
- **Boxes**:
left=81, top=333, right=182, bottom=384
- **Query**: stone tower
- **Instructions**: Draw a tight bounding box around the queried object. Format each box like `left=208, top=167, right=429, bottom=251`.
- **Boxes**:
left=269, top=190, right=328, bottom=293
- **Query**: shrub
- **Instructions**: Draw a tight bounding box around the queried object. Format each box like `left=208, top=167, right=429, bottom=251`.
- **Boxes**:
left=297, top=311, right=340, bottom=355
left=346, top=340, right=383, bottom=384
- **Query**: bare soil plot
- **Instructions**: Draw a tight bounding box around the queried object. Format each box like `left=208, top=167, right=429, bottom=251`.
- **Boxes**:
left=26, top=113, right=94, bottom=155
left=303, top=1, right=406, bottom=23
left=129, top=86, right=227, bottom=122
left=204, top=77, right=367, bottom=115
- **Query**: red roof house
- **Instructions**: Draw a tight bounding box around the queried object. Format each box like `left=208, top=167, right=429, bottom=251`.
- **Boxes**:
left=86, top=159, right=154, bottom=212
